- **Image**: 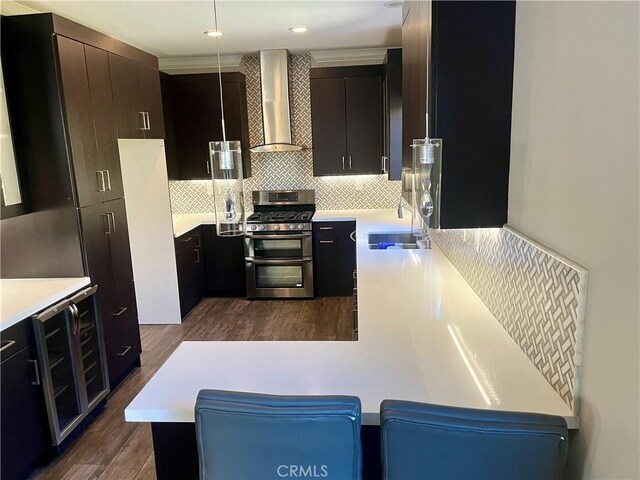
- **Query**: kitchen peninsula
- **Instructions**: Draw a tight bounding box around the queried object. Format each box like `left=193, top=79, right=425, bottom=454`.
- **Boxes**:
left=126, top=210, right=577, bottom=479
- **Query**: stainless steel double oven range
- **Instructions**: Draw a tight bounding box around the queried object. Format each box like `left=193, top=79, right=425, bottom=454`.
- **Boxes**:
left=245, top=190, right=315, bottom=299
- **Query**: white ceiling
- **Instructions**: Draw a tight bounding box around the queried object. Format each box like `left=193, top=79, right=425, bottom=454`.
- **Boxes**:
left=14, top=0, right=403, bottom=58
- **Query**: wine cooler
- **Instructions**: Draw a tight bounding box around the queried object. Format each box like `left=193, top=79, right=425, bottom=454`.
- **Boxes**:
left=32, top=285, right=109, bottom=445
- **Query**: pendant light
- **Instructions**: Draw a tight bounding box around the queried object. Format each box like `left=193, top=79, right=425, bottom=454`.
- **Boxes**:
left=208, top=0, right=245, bottom=237
left=410, top=137, right=442, bottom=248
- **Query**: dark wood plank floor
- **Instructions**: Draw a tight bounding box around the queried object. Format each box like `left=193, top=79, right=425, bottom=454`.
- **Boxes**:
left=30, top=296, right=354, bottom=480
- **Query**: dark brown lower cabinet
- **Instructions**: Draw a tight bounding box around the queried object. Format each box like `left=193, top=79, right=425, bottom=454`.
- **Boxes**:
left=175, top=228, right=205, bottom=319
left=173, top=225, right=245, bottom=317
left=103, top=282, right=141, bottom=387
left=313, top=221, right=357, bottom=296
left=1, top=321, right=49, bottom=480
left=202, top=225, right=246, bottom=297
left=79, top=198, right=140, bottom=388
left=79, top=198, right=134, bottom=301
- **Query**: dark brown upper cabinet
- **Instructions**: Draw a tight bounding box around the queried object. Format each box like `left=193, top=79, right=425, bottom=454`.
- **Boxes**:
left=3, top=22, right=125, bottom=211
left=55, top=35, right=102, bottom=208
left=109, top=54, right=165, bottom=140
left=161, top=72, right=251, bottom=180
left=310, top=66, right=384, bottom=176
left=384, top=49, right=403, bottom=181
left=85, top=45, right=125, bottom=202
left=55, top=37, right=127, bottom=208
left=402, top=0, right=516, bottom=228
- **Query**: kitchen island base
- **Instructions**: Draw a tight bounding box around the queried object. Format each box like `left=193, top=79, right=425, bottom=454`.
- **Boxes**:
left=151, top=422, right=382, bottom=480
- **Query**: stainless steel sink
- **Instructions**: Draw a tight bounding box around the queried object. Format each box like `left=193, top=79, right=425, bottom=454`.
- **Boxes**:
left=367, top=232, right=419, bottom=250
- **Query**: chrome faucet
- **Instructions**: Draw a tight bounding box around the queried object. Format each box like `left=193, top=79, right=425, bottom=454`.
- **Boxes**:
left=397, top=196, right=411, bottom=219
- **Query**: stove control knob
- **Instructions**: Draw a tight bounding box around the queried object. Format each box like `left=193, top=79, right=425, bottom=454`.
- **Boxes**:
left=250, top=225, right=257, bottom=231
left=297, top=224, right=304, bottom=230
left=289, top=224, right=296, bottom=230
left=274, top=225, right=281, bottom=231
left=259, top=225, right=266, bottom=231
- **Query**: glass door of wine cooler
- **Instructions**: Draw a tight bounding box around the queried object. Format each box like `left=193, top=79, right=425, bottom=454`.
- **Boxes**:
left=70, top=287, right=108, bottom=407
left=33, top=300, right=83, bottom=444
left=33, top=285, right=108, bottom=445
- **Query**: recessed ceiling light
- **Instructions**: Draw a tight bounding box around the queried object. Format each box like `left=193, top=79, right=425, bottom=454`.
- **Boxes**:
left=289, top=26, right=309, bottom=33
left=203, top=30, right=224, bottom=37
left=384, top=0, right=403, bottom=7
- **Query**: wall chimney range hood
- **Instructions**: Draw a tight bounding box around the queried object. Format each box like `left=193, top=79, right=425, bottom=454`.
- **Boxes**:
left=250, top=50, right=303, bottom=153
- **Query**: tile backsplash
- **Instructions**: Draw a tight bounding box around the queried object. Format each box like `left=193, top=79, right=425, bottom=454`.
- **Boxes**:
left=168, top=52, right=401, bottom=214
left=431, top=226, right=588, bottom=412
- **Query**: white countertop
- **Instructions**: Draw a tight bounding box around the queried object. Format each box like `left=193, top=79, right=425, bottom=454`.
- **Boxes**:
left=1, top=277, right=91, bottom=331
left=312, top=210, right=358, bottom=222
left=172, top=213, right=216, bottom=238
left=130, top=209, right=576, bottom=428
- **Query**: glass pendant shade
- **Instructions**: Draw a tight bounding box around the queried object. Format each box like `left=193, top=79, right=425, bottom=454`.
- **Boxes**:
left=209, top=140, right=245, bottom=236
left=411, top=138, right=442, bottom=232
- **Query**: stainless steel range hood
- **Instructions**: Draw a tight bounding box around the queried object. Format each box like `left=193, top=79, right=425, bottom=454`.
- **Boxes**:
left=250, top=50, right=303, bottom=153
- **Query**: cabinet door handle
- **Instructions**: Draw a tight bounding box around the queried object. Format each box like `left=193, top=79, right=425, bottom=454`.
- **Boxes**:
left=104, top=169, right=112, bottom=191
left=96, top=170, right=106, bottom=192
left=0, top=340, right=16, bottom=352
left=350, top=231, right=356, bottom=242
left=113, top=307, right=128, bottom=317
left=349, top=155, right=352, bottom=170
left=206, top=160, right=211, bottom=175
left=27, top=359, right=41, bottom=386
left=117, top=345, right=132, bottom=357
left=381, top=156, right=388, bottom=173
left=342, top=156, right=345, bottom=170
left=109, top=212, right=116, bottom=233
left=145, top=112, right=151, bottom=131
left=138, top=112, right=146, bottom=130
left=194, top=249, right=200, bottom=263
left=318, top=226, right=333, bottom=231
left=102, top=213, right=112, bottom=235
left=319, top=240, right=334, bottom=244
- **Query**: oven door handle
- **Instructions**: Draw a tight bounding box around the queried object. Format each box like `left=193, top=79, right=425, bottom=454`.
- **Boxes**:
left=245, top=258, right=313, bottom=265
left=245, top=233, right=311, bottom=240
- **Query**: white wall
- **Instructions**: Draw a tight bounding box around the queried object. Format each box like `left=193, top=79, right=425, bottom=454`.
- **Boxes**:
left=508, top=2, right=639, bottom=478
left=119, top=139, right=182, bottom=325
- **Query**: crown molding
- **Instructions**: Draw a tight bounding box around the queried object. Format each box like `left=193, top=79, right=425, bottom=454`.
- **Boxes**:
left=309, top=48, right=393, bottom=67
left=159, top=55, right=245, bottom=75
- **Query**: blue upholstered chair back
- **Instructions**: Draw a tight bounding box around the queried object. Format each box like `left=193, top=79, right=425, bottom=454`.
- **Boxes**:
left=381, top=400, right=568, bottom=480
left=195, top=389, right=362, bottom=480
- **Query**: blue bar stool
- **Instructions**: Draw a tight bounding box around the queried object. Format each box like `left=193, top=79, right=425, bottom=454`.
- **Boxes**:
left=195, top=389, right=362, bottom=480
left=381, top=400, right=568, bottom=480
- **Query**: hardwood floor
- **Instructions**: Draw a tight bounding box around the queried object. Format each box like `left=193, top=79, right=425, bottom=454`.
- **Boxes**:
left=30, top=296, right=354, bottom=480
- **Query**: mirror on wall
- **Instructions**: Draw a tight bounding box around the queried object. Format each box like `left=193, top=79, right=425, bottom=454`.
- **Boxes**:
left=1, top=60, right=30, bottom=218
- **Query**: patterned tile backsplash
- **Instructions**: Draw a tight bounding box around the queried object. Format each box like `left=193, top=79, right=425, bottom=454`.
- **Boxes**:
left=168, top=52, right=401, bottom=214
left=431, top=226, right=588, bottom=412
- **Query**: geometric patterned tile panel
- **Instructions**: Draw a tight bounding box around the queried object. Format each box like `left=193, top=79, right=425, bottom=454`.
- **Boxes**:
left=169, top=52, right=401, bottom=214
left=431, top=227, right=588, bottom=412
